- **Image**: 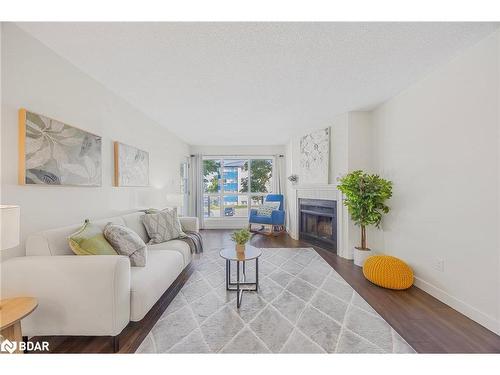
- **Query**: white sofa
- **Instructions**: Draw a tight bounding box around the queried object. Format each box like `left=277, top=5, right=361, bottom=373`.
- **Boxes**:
left=0, top=211, right=198, bottom=342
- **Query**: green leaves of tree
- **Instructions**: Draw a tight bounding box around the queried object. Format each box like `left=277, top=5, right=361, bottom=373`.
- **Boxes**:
left=203, top=159, right=220, bottom=193
left=337, top=170, right=392, bottom=229
left=240, top=159, right=272, bottom=193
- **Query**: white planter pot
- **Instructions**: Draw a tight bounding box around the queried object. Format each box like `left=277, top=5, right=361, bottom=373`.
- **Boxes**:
left=353, top=247, right=371, bottom=267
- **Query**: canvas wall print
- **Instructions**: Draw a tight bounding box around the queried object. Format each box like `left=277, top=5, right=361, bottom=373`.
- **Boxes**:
left=299, top=127, right=330, bottom=184
left=18, top=109, right=102, bottom=186
left=114, top=142, right=149, bottom=187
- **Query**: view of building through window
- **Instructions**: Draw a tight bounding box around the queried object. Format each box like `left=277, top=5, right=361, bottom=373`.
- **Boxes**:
left=203, top=158, right=273, bottom=218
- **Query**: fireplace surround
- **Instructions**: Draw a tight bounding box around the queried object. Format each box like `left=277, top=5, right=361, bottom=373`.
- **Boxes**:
left=299, top=198, right=337, bottom=252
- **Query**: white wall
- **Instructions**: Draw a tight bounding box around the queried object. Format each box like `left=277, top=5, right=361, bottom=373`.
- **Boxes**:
left=190, top=145, right=285, bottom=156
left=285, top=115, right=348, bottom=242
left=285, top=112, right=377, bottom=258
left=0, top=23, right=3, bottom=218
left=0, top=24, right=189, bottom=259
left=285, top=114, right=351, bottom=187
left=371, top=30, right=500, bottom=334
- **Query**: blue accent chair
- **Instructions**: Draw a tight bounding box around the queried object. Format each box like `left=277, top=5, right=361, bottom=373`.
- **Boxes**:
left=248, top=194, right=286, bottom=236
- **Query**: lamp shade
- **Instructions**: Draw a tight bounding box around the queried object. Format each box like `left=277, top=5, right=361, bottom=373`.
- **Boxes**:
left=1, top=205, right=20, bottom=250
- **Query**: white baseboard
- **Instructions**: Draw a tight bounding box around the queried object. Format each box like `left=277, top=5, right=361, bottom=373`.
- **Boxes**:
left=414, top=276, right=500, bottom=335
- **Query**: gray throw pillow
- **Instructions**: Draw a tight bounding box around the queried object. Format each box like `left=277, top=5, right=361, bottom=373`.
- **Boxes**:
left=142, top=208, right=186, bottom=244
left=103, top=223, right=147, bottom=267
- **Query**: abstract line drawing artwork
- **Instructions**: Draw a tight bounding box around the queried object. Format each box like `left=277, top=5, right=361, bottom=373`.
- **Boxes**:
left=114, top=142, right=149, bottom=187
left=299, top=127, right=330, bottom=184
left=18, top=109, right=102, bottom=186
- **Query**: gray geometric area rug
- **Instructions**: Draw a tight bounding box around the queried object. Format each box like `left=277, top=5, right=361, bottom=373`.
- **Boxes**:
left=136, top=247, right=415, bottom=353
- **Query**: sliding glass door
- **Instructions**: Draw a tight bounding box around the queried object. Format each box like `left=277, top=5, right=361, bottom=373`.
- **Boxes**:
left=202, top=157, right=273, bottom=221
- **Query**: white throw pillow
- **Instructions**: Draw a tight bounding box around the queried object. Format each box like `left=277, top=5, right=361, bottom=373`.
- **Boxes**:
left=256, top=201, right=281, bottom=217
left=142, top=208, right=186, bottom=244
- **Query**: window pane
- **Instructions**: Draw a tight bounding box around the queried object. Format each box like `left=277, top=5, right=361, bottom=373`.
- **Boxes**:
left=203, top=159, right=220, bottom=193
left=222, top=159, right=248, bottom=193
left=251, top=195, right=265, bottom=209
left=250, top=159, right=273, bottom=193
left=223, top=195, right=248, bottom=217
left=203, top=195, right=221, bottom=218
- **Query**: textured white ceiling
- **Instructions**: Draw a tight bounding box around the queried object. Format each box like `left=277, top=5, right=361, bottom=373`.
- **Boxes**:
left=17, top=22, right=499, bottom=145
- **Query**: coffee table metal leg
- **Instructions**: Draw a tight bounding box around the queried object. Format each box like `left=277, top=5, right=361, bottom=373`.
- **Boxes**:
left=256, top=258, right=259, bottom=291
left=236, top=260, right=242, bottom=308
left=223, top=255, right=261, bottom=307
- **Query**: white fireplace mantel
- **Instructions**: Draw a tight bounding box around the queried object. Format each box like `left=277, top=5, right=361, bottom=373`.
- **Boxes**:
left=291, top=184, right=337, bottom=191
left=288, top=184, right=350, bottom=259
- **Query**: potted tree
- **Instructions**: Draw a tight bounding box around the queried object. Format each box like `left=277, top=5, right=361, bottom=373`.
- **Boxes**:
left=337, top=170, right=392, bottom=267
left=231, top=228, right=251, bottom=254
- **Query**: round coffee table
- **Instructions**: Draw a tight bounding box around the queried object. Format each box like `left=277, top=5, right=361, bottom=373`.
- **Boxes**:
left=219, top=245, right=262, bottom=308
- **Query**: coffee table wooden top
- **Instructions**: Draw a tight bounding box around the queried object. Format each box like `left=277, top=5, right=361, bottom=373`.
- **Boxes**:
left=0, top=297, right=38, bottom=330
left=220, top=245, right=262, bottom=261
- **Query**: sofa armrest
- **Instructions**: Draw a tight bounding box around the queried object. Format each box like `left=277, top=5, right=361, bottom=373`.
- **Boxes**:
left=0, top=255, right=131, bottom=337
left=179, top=216, right=199, bottom=232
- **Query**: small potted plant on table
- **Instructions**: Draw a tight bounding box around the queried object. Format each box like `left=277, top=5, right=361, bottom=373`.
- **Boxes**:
left=231, top=228, right=251, bottom=254
left=337, top=170, right=392, bottom=267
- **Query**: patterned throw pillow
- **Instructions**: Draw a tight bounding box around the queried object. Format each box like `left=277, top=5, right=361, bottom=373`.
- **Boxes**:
left=68, top=219, right=118, bottom=256
left=256, top=201, right=281, bottom=217
left=142, top=208, right=186, bottom=244
left=141, top=207, right=175, bottom=214
left=103, top=223, right=147, bottom=267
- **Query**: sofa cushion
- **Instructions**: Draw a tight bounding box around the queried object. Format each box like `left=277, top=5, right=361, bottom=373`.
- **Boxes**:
left=130, top=250, right=184, bottom=321
left=69, top=220, right=117, bottom=256
left=148, top=240, right=192, bottom=267
left=143, top=208, right=186, bottom=244
left=121, top=212, right=149, bottom=243
left=104, top=223, right=147, bottom=267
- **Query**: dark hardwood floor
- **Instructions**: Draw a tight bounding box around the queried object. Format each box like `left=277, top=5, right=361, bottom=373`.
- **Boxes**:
left=249, top=230, right=500, bottom=353
left=30, top=230, right=500, bottom=353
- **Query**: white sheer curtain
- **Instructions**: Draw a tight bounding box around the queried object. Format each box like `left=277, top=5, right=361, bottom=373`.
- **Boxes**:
left=188, top=154, right=203, bottom=225
left=273, top=154, right=285, bottom=195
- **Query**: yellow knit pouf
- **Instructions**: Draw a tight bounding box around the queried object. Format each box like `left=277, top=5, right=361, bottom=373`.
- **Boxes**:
left=363, top=255, right=414, bottom=290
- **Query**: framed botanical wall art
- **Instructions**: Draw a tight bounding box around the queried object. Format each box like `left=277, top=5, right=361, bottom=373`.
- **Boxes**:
left=114, top=142, right=149, bottom=187
left=299, top=127, right=330, bottom=184
left=18, top=109, right=102, bottom=186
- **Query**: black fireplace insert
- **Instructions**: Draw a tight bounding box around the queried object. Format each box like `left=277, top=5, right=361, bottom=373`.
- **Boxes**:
left=299, top=198, right=337, bottom=252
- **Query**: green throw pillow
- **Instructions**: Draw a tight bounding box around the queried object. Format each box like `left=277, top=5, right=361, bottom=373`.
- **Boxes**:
left=69, top=219, right=118, bottom=256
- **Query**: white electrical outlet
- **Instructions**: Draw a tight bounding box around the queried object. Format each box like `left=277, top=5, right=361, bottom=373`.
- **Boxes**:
left=433, top=259, right=444, bottom=272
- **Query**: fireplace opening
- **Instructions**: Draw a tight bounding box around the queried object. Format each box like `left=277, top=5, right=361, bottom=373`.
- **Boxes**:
left=299, top=198, right=337, bottom=252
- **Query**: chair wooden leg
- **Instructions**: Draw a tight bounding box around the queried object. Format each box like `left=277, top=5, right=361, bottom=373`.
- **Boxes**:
left=250, top=223, right=285, bottom=236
